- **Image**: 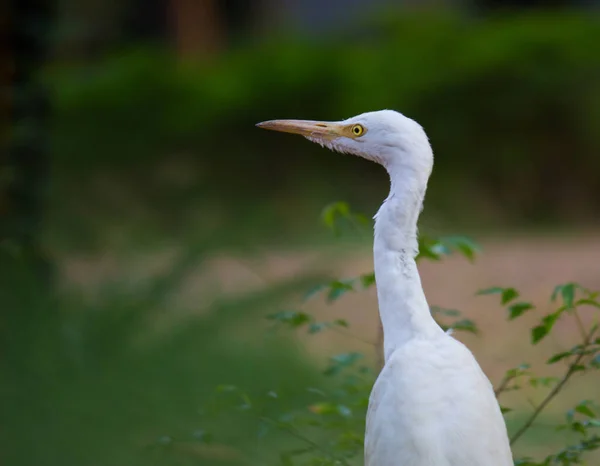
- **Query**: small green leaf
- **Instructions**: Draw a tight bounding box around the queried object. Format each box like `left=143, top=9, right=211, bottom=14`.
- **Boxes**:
left=333, top=319, right=349, bottom=328
left=431, top=306, right=460, bottom=317
left=324, top=352, right=363, bottom=375
left=267, top=310, right=312, bottom=327
left=531, top=311, right=562, bottom=344
left=321, top=201, right=350, bottom=229
left=308, top=322, right=329, bottom=334
left=575, top=401, right=596, bottom=418
left=508, top=302, right=534, bottom=320
left=547, top=351, right=573, bottom=364
left=552, top=283, right=578, bottom=308
left=501, top=288, right=519, bottom=305
left=441, top=236, right=480, bottom=262
left=575, top=298, right=600, bottom=309
left=360, top=272, right=376, bottom=288
left=326, top=280, right=355, bottom=302
left=477, top=287, right=505, bottom=296
left=450, top=319, right=478, bottom=334
left=530, top=377, right=558, bottom=388
left=532, top=325, right=548, bottom=344
left=303, top=284, right=325, bottom=301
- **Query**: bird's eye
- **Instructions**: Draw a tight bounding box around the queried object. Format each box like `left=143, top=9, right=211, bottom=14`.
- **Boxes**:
left=351, top=124, right=365, bottom=137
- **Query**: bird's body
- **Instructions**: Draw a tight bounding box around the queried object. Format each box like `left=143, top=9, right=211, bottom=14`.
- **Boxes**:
left=257, top=110, right=513, bottom=466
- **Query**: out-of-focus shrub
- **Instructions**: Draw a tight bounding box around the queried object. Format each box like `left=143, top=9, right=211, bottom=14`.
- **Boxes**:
left=48, top=12, right=600, bottom=247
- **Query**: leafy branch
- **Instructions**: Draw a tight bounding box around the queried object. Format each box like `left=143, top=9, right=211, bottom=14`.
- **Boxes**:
left=510, top=322, right=598, bottom=446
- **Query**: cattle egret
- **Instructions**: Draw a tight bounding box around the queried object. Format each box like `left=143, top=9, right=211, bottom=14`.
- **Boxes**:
left=257, top=110, right=513, bottom=466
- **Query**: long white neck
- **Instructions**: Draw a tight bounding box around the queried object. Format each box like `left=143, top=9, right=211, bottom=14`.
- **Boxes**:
left=373, top=166, right=443, bottom=362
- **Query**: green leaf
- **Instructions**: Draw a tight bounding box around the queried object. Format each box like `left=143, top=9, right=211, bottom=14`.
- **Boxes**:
left=552, top=283, right=578, bottom=308
left=477, top=286, right=505, bottom=296
left=508, top=302, right=534, bottom=320
left=531, top=311, right=562, bottom=344
left=333, top=319, right=349, bottom=328
left=267, top=310, right=312, bottom=327
left=575, top=298, right=600, bottom=309
left=575, top=401, right=596, bottom=418
left=441, top=236, right=480, bottom=262
left=532, top=325, right=548, bottom=344
left=477, top=286, right=520, bottom=305
left=303, top=284, right=325, bottom=301
left=450, top=319, right=479, bottom=334
left=360, top=272, right=376, bottom=288
left=321, top=201, right=350, bottom=230
left=324, top=352, right=363, bottom=375
left=529, top=376, right=558, bottom=387
left=547, top=351, right=573, bottom=364
left=308, top=322, right=329, bottom=334
left=501, top=288, right=519, bottom=305
left=326, top=280, right=355, bottom=302
left=430, top=306, right=460, bottom=317
left=505, top=363, right=531, bottom=379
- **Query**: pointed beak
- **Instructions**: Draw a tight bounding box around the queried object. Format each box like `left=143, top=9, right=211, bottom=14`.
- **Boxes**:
left=256, top=119, right=343, bottom=140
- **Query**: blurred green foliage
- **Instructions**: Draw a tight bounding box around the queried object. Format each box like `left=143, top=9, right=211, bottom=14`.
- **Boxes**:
left=46, top=11, right=600, bottom=251
left=2, top=242, right=328, bottom=466
left=206, top=210, right=600, bottom=466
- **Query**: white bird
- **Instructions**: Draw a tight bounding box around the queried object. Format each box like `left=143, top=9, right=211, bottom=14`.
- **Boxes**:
left=257, top=110, right=513, bottom=466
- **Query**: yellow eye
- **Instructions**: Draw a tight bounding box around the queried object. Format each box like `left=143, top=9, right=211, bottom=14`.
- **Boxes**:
left=351, top=124, right=365, bottom=137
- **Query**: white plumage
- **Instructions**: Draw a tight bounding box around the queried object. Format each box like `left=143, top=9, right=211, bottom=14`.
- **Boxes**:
left=257, top=110, right=513, bottom=466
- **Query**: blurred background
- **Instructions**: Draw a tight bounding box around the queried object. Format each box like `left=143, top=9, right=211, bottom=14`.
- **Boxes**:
left=3, top=1, right=600, bottom=465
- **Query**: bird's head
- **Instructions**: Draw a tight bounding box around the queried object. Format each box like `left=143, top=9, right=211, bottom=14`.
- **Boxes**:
left=256, top=109, right=433, bottom=183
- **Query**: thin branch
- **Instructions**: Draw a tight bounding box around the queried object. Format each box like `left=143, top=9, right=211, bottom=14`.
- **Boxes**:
left=572, top=307, right=588, bottom=343
left=330, top=325, right=377, bottom=347
left=260, top=417, right=351, bottom=466
left=510, top=325, right=598, bottom=446
left=494, top=373, right=516, bottom=397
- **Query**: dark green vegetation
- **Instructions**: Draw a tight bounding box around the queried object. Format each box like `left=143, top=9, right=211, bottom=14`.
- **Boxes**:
left=48, top=12, right=600, bottom=252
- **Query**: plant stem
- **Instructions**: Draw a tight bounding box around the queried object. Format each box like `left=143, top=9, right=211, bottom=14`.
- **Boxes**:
left=572, top=307, right=588, bottom=343
left=509, top=325, right=598, bottom=446
left=494, top=374, right=516, bottom=397
left=260, top=417, right=351, bottom=466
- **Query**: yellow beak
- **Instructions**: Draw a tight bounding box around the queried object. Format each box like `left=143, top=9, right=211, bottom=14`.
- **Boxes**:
left=256, top=119, right=343, bottom=140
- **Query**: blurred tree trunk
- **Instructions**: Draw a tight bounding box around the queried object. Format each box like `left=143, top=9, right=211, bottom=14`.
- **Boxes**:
left=3, top=0, right=55, bottom=287
left=169, top=0, right=266, bottom=59
left=171, top=0, right=222, bottom=59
